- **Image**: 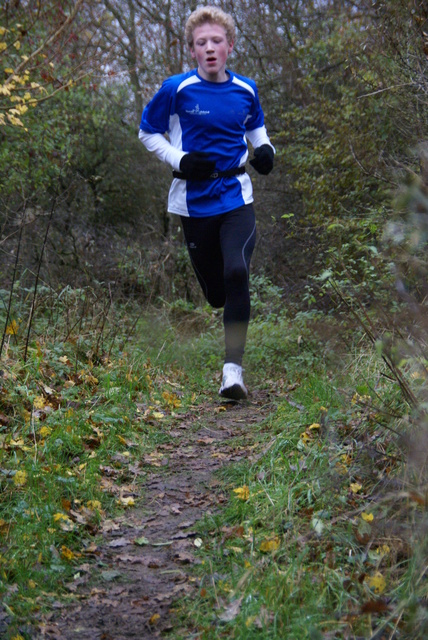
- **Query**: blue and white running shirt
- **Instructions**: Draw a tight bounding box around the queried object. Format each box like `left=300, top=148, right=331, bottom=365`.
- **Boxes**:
left=139, top=69, right=273, bottom=218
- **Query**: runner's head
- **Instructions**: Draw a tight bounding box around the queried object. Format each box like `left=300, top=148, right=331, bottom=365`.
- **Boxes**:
left=185, top=6, right=235, bottom=48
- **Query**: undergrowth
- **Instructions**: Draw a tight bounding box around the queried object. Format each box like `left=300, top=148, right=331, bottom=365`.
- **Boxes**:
left=177, top=311, right=428, bottom=639
left=0, top=277, right=426, bottom=639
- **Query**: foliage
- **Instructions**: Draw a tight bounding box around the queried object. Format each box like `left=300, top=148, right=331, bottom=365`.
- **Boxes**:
left=0, top=0, right=97, bottom=130
left=178, top=316, right=427, bottom=638
left=0, top=293, right=199, bottom=628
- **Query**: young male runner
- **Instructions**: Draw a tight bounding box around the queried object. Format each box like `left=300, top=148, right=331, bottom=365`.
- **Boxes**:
left=139, top=6, right=274, bottom=400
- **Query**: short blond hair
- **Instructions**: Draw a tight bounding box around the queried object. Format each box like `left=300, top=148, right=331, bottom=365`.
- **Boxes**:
left=185, top=6, right=236, bottom=47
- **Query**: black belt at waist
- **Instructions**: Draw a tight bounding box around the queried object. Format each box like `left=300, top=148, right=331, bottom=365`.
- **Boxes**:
left=172, top=166, right=246, bottom=180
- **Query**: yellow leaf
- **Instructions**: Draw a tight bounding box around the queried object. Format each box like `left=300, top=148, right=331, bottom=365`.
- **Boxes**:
left=40, top=426, right=52, bottom=438
left=61, top=545, right=75, bottom=561
left=11, top=635, right=25, bottom=640
left=162, top=391, right=181, bottom=408
left=361, top=512, right=374, bottom=522
left=7, top=113, right=24, bottom=126
left=118, top=496, right=135, bottom=507
left=259, top=536, right=280, bottom=552
left=6, top=319, right=19, bottom=335
left=53, top=513, right=74, bottom=527
left=87, top=500, right=102, bottom=511
left=0, top=43, right=7, bottom=53
left=33, top=395, right=45, bottom=409
left=244, top=560, right=252, bottom=568
left=152, top=411, right=165, bottom=419
left=149, top=613, right=160, bottom=625
left=13, top=41, right=21, bottom=50
left=28, top=580, right=36, bottom=589
left=308, top=423, right=320, bottom=430
left=14, top=470, right=27, bottom=486
left=350, top=482, right=362, bottom=494
left=378, top=544, right=391, bottom=556
left=233, top=485, right=250, bottom=501
left=366, top=571, right=386, bottom=594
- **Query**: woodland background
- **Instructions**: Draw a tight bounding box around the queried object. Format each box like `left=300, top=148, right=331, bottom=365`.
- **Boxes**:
left=1, top=0, right=427, bottom=318
left=1, top=2, right=428, bottom=638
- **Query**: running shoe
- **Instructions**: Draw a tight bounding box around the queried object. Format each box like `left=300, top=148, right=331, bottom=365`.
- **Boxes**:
left=219, top=363, right=247, bottom=400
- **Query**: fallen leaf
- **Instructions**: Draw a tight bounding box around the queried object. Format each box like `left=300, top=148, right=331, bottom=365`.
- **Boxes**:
left=361, top=512, right=374, bottom=522
left=259, top=536, right=280, bottom=552
left=33, top=395, right=45, bottom=409
left=350, top=483, right=362, bottom=494
left=233, top=485, right=249, bottom=501
left=134, top=536, right=172, bottom=547
left=149, top=613, right=161, bottom=625
left=361, top=599, right=389, bottom=613
left=118, top=496, right=135, bottom=507
left=86, top=500, right=102, bottom=511
left=61, top=546, right=76, bottom=561
left=13, top=469, right=27, bottom=486
left=108, top=538, right=130, bottom=548
left=6, top=320, right=19, bottom=335
left=366, top=571, right=386, bottom=594
left=218, top=597, right=243, bottom=622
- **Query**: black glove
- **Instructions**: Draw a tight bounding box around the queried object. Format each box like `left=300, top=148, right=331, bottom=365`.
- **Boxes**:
left=179, top=152, right=216, bottom=180
left=249, top=144, right=274, bottom=175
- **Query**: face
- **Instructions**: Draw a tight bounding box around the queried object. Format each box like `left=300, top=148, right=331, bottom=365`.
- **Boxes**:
left=190, top=23, right=233, bottom=83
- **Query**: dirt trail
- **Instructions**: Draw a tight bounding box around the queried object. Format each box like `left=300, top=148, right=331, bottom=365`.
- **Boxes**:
left=35, top=390, right=274, bottom=640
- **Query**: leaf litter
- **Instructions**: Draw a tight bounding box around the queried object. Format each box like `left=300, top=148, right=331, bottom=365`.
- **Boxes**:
left=30, top=392, right=270, bottom=639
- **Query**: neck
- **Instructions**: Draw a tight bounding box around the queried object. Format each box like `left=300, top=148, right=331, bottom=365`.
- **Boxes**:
left=198, top=67, right=229, bottom=83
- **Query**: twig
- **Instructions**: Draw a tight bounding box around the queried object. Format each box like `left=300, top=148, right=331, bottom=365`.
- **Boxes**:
left=0, top=220, right=24, bottom=360
left=23, top=188, right=59, bottom=362
left=358, top=82, right=414, bottom=99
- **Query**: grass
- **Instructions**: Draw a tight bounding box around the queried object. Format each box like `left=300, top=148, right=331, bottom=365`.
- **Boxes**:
left=175, top=312, right=428, bottom=639
left=0, top=298, right=216, bottom=635
left=0, top=292, right=427, bottom=638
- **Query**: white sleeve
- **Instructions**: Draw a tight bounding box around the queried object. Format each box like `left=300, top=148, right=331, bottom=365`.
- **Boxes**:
left=138, top=130, right=185, bottom=171
left=246, top=125, right=275, bottom=153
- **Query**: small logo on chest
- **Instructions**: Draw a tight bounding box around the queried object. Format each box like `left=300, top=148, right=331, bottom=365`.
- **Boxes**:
left=185, top=103, right=210, bottom=116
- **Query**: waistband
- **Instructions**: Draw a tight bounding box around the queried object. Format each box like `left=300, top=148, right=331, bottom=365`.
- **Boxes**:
left=172, top=166, right=246, bottom=181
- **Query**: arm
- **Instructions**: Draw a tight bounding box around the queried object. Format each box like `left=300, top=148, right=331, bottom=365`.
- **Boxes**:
left=138, top=129, right=185, bottom=171
left=246, top=125, right=275, bottom=154
left=246, top=126, right=275, bottom=175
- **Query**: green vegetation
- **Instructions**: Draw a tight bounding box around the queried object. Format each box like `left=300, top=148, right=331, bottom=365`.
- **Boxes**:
left=0, top=276, right=427, bottom=637
left=0, top=1, right=427, bottom=637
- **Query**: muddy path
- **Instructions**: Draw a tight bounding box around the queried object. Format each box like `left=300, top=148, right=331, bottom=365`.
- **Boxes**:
left=35, top=390, right=276, bottom=639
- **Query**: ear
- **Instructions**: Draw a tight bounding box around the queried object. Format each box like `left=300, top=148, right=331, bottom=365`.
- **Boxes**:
left=189, top=45, right=196, bottom=59
left=228, top=40, right=234, bottom=54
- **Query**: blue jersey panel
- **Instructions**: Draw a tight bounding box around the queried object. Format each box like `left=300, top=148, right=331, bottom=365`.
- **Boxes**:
left=140, top=70, right=265, bottom=217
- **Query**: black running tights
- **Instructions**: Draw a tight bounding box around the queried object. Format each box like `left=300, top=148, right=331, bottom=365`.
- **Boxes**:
left=180, top=204, right=256, bottom=366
